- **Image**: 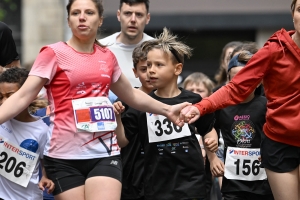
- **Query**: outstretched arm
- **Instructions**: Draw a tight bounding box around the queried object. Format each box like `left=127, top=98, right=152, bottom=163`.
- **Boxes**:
left=111, top=73, right=190, bottom=125
left=0, top=75, right=47, bottom=124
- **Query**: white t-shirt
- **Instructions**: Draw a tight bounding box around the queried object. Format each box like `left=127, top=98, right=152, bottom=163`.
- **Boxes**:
left=99, top=32, right=153, bottom=87
left=0, top=118, right=48, bottom=200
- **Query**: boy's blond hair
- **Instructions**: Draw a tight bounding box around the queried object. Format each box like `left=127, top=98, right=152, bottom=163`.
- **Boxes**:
left=141, top=27, right=192, bottom=64
left=183, top=72, right=215, bottom=95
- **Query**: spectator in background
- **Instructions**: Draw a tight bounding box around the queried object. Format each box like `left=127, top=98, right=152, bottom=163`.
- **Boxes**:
left=0, top=21, right=21, bottom=72
left=214, top=41, right=242, bottom=89
left=100, top=0, right=153, bottom=103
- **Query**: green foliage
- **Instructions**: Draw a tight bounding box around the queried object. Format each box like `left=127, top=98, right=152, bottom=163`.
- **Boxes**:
left=0, top=0, right=18, bottom=21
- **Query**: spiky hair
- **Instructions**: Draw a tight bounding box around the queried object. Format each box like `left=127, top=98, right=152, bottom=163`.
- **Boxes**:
left=141, top=27, right=192, bottom=64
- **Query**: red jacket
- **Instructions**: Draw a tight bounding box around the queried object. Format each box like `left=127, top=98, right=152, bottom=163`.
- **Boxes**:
left=195, top=28, right=300, bottom=147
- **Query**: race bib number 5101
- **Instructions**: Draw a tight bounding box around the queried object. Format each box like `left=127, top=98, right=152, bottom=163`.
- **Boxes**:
left=0, top=136, right=38, bottom=187
left=146, top=113, right=191, bottom=143
left=72, top=97, right=117, bottom=132
left=224, top=147, right=267, bottom=181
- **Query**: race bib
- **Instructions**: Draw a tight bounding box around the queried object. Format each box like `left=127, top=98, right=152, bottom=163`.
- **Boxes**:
left=224, top=147, right=267, bottom=181
left=146, top=113, right=191, bottom=143
left=72, top=97, right=117, bottom=132
left=0, top=136, right=38, bottom=187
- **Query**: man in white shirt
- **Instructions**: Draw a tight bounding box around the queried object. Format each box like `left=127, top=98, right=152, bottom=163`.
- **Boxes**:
left=100, top=0, right=153, bottom=102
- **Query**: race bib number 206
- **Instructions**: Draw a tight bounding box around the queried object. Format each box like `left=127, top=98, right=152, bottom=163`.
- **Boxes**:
left=0, top=137, right=38, bottom=187
left=224, top=147, right=267, bottom=181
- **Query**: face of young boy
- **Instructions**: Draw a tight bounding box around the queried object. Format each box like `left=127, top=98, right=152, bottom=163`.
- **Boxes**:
left=228, top=66, right=244, bottom=81
left=185, top=82, right=210, bottom=98
left=147, top=48, right=180, bottom=89
left=0, top=82, right=19, bottom=105
left=133, top=60, right=153, bottom=90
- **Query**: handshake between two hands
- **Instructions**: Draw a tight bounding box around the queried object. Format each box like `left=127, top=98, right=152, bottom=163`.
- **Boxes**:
left=112, top=101, right=217, bottom=153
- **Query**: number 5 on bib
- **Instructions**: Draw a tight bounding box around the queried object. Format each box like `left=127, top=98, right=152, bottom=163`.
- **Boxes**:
left=72, top=97, right=117, bottom=132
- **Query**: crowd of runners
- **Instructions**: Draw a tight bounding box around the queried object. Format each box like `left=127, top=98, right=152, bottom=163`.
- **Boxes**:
left=0, top=0, right=299, bottom=200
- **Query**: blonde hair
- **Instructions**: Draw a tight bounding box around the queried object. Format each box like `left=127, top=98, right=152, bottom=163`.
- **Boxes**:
left=141, top=27, right=192, bottom=64
left=183, top=72, right=215, bottom=95
left=29, top=95, right=48, bottom=114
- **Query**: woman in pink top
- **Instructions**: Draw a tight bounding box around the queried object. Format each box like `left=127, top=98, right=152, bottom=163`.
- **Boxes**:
left=0, top=0, right=188, bottom=199
left=180, top=1, right=300, bottom=200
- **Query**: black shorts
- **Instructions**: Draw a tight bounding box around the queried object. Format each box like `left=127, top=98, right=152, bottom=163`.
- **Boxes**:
left=261, top=135, right=300, bottom=173
left=44, top=155, right=122, bottom=195
left=223, top=191, right=274, bottom=200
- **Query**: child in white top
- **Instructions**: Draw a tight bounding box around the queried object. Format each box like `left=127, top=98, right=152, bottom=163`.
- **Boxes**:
left=0, top=67, right=54, bottom=200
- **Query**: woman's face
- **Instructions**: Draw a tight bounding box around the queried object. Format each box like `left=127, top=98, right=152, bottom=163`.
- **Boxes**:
left=293, top=0, right=300, bottom=33
left=68, top=0, right=103, bottom=41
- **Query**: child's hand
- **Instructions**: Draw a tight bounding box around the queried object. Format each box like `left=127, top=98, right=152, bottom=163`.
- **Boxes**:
left=210, top=156, right=224, bottom=177
left=38, top=176, right=55, bottom=194
left=204, top=138, right=218, bottom=153
left=258, top=156, right=262, bottom=162
left=113, top=101, right=125, bottom=115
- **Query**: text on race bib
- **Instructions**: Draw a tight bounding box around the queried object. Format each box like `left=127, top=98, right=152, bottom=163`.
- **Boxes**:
left=146, top=113, right=191, bottom=143
left=224, top=147, right=267, bottom=181
left=0, top=151, right=26, bottom=178
left=72, top=97, right=117, bottom=132
left=0, top=137, right=39, bottom=187
left=90, top=106, right=115, bottom=122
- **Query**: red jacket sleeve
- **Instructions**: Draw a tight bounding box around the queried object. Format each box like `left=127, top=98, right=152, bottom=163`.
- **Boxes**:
left=195, top=42, right=273, bottom=115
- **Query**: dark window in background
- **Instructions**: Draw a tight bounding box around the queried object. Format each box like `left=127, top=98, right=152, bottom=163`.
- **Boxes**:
left=146, top=29, right=256, bottom=82
left=0, top=0, right=22, bottom=60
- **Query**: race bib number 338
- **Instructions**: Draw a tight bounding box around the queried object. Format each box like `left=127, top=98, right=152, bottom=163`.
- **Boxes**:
left=146, top=113, right=191, bottom=143
left=224, top=147, right=267, bottom=181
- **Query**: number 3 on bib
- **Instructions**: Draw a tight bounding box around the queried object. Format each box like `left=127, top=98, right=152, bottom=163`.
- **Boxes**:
left=224, top=147, right=267, bottom=181
left=146, top=113, right=191, bottom=143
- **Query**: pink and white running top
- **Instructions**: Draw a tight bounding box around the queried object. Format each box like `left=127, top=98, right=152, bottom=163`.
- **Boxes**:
left=29, top=42, right=122, bottom=159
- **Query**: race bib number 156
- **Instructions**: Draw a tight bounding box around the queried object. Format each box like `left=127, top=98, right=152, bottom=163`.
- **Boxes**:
left=224, top=147, right=267, bottom=181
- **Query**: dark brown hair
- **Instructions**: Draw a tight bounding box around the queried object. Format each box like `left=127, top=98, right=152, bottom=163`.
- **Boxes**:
left=132, top=45, right=147, bottom=69
left=120, top=0, right=149, bottom=13
left=291, top=0, right=297, bottom=12
left=214, top=41, right=242, bottom=86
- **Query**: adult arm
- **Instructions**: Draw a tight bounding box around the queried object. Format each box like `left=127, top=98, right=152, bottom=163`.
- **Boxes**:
left=181, top=44, right=272, bottom=123
left=0, top=76, right=47, bottom=124
left=111, top=73, right=190, bottom=124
